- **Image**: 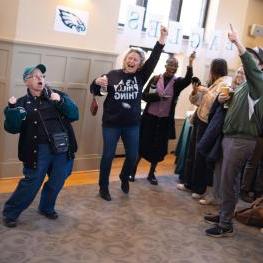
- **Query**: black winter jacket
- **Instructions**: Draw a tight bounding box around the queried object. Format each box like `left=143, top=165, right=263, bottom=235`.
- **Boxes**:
left=4, top=89, right=79, bottom=168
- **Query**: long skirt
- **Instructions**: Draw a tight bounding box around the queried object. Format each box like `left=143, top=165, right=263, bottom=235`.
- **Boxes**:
left=139, top=113, right=170, bottom=163
left=183, top=115, right=214, bottom=194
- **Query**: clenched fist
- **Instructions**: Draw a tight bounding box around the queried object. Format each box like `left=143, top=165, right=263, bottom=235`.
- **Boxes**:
left=159, top=25, right=168, bottom=45
left=8, top=96, right=17, bottom=105
left=50, top=92, right=61, bottom=101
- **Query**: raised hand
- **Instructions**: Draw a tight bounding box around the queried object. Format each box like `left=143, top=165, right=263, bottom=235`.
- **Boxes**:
left=189, top=51, right=196, bottom=66
left=8, top=96, right=17, bottom=105
left=193, top=85, right=208, bottom=95
left=228, top=24, right=239, bottom=44
left=228, top=24, right=245, bottom=55
left=159, top=25, right=168, bottom=45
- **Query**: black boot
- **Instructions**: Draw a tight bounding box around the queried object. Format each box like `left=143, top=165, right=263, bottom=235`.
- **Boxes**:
left=147, top=173, right=158, bottom=185
left=147, top=162, right=158, bottom=185
left=99, top=188, right=111, bottom=201
left=128, top=174, right=135, bottom=182
left=119, top=175, right=129, bottom=194
left=3, top=217, right=17, bottom=228
left=129, top=156, right=141, bottom=182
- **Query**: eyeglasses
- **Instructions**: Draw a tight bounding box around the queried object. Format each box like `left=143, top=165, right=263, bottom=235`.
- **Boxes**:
left=25, top=74, right=46, bottom=80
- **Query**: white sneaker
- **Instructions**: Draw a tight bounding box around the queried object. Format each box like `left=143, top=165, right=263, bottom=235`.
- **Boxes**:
left=199, top=197, right=219, bottom=205
left=192, top=193, right=205, bottom=199
left=177, top=183, right=189, bottom=191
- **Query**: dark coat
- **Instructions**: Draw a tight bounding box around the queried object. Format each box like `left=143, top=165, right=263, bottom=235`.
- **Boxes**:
left=143, top=66, right=193, bottom=139
left=139, top=68, right=193, bottom=163
left=197, top=98, right=227, bottom=162
left=4, top=89, right=79, bottom=168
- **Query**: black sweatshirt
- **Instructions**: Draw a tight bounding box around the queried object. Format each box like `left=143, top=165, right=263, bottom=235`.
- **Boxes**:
left=90, top=42, right=164, bottom=127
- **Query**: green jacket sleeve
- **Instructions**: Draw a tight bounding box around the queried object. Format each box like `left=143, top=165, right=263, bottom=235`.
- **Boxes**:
left=55, top=94, right=79, bottom=122
left=4, top=106, right=27, bottom=134
left=240, top=51, right=263, bottom=99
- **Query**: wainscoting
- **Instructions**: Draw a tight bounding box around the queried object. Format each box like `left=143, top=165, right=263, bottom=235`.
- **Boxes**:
left=115, top=118, right=185, bottom=156
left=0, top=40, right=117, bottom=178
left=0, top=39, right=185, bottom=179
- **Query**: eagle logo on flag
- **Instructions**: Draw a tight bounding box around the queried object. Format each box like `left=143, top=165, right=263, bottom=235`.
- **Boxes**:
left=59, top=9, right=86, bottom=32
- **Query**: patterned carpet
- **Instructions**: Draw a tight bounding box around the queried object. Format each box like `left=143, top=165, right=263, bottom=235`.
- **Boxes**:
left=0, top=176, right=262, bottom=263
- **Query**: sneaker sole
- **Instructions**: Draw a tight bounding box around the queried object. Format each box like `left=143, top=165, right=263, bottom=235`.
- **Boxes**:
left=38, top=210, right=58, bottom=220
left=192, top=194, right=206, bottom=199
left=200, top=202, right=210, bottom=205
left=3, top=221, right=17, bottom=228
left=200, top=202, right=219, bottom=206
left=206, top=231, right=235, bottom=238
left=176, top=186, right=191, bottom=192
left=199, top=199, right=219, bottom=205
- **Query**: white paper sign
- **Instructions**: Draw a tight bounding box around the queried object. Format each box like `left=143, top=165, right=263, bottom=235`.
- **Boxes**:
left=187, top=27, right=204, bottom=56
left=117, top=10, right=237, bottom=60
left=165, top=21, right=184, bottom=53
left=206, top=31, right=222, bottom=58
left=54, top=6, right=88, bottom=35
left=125, top=5, right=145, bottom=33
left=145, top=14, right=164, bottom=47
left=222, top=35, right=238, bottom=60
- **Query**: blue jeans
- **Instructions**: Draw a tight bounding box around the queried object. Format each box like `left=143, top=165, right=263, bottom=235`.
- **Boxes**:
left=3, top=144, right=73, bottom=220
left=99, top=126, right=139, bottom=189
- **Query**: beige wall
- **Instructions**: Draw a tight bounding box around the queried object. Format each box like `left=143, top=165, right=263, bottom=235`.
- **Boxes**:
left=243, top=0, right=263, bottom=47
left=0, top=0, right=20, bottom=40
left=175, top=0, right=263, bottom=118
left=216, top=0, right=263, bottom=48
left=1, top=0, right=121, bottom=53
left=215, top=0, right=250, bottom=69
left=215, top=0, right=249, bottom=30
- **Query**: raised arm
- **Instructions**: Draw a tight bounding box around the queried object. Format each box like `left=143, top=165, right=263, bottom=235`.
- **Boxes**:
left=175, top=52, right=195, bottom=91
left=189, top=85, right=208, bottom=106
left=140, top=26, right=168, bottom=83
left=228, top=24, right=246, bottom=55
left=158, top=25, right=168, bottom=45
left=228, top=24, right=263, bottom=98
